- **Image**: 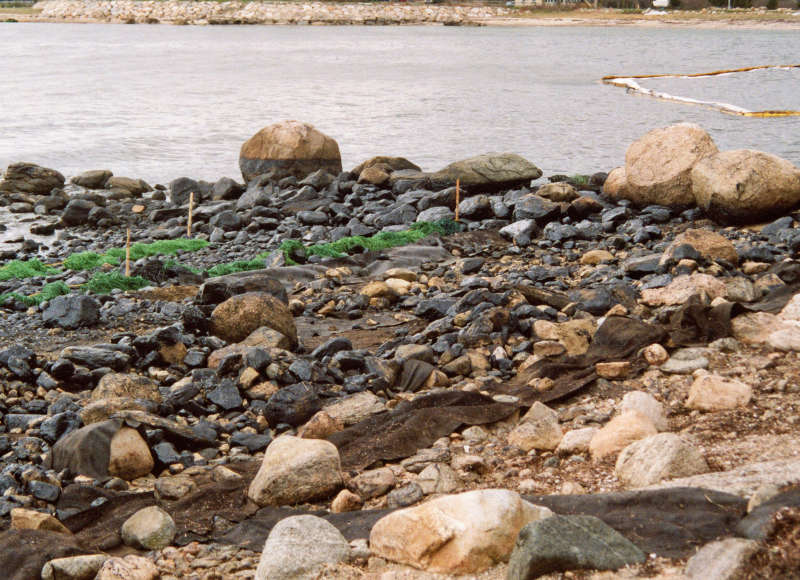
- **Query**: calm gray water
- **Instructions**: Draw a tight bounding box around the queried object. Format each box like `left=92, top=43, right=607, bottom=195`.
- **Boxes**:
left=1, top=23, right=799, bottom=184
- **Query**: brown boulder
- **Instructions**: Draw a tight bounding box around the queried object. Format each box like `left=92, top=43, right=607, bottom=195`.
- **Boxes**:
left=624, top=123, right=718, bottom=207
left=602, top=166, right=628, bottom=201
left=92, top=373, right=161, bottom=403
left=0, top=162, right=64, bottom=195
left=692, top=149, right=800, bottom=224
left=662, top=228, right=739, bottom=265
left=239, top=120, right=342, bottom=184
left=210, top=292, right=297, bottom=346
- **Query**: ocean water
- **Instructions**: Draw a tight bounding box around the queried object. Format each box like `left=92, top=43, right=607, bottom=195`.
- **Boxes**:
left=1, top=23, right=799, bottom=184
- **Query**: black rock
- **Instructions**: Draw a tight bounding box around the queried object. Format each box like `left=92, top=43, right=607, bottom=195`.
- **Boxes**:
left=288, top=359, right=313, bottom=382
left=210, top=209, right=242, bottom=231
left=230, top=431, right=272, bottom=453
left=213, top=177, right=245, bottom=201
left=310, top=337, right=353, bottom=359
left=0, top=345, right=36, bottom=368
left=39, top=412, right=81, bottom=444
left=42, top=295, right=100, bottom=330
left=152, top=441, right=182, bottom=465
left=29, top=480, right=60, bottom=503
left=623, top=254, right=662, bottom=277
left=59, top=346, right=130, bottom=371
left=7, top=356, right=34, bottom=381
left=5, top=414, right=44, bottom=431
left=60, top=199, right=95, bottom=226
left=206, top=379, right=242, bottom=411
left=264, top=383, right=321, bottom=427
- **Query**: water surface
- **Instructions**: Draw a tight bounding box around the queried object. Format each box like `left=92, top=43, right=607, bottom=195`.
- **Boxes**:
left=1, top=23, right=798, bottom=183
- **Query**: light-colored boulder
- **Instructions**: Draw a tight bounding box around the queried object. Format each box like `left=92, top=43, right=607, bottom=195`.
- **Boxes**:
left=642, top=343, right=669, bottom=366
left=624, top=123, right=718, bottom=207
left=11, top=508, right=71, bottom=534
left=619, top=391, right=668, bottom=431
left=556, top=427, right=598, bottom=456
left=91, top=373, right=161, bottom=403
left=429, top=153, right=543, bottom=192
left=640, top=273, right=727, bottom=307
left=653, top=457, right=800, bottom=497
left=692, top=149, right=800, bottom=224
left=602, top=166, right=628, bottom=201
left=350, top=467, right=396, bottom=500
left=685, top=537, right=759, bottom=580
left=95, top=555, right=158, bottom=580
left=662, top=228, right=738, bottom=265
left=532, top=319, right=596, bottom=356
left=247, top=435, right=343, bottom=506
left=507, top=402, right=563, bottom=452
left=255, top=515, right=350, bottom=580
left=107, top=427, right=154, bottom=481
left=369, top=489, right=552, bottom=574
left=322, top=391, right=385, bottom=426
left=580, top=249, right=615, bottom=265
left=537, top=181, right=578, bottom=202
left=239, top=120, right=342, bottom=183
left=589, top=411, right=658, bottom=460
left=686, top=371, right=752, bottom=411
left=120, top=506, right=176, bottom=550
left=615, top=433, right=709, bottom=487
left=210, top=291, right=297, bottom=345
left=41, top=554, right=109, bottom=580
left=417, top=463, right=460, bottom=495
left=331, top=489, right=363, bottom=513
left=595, top=361, right=631, bottom=379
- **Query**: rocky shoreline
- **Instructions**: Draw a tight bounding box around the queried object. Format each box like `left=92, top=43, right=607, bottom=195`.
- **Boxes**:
left=31, top=0, right=511, bottom=26
left=1, top=120, right=800, bottom=579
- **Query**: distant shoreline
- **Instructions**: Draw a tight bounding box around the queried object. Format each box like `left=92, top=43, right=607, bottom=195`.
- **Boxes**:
left=3, top=2, right=800, bottom=29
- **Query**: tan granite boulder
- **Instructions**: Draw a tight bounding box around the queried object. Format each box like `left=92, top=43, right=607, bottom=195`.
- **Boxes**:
left=210, top=291, right=297, bottom=346
left=624, top=123, right=718, bottom=207
left=692, top=149, right=800, bottom=224
left=239, top=120, right=342, bottom=183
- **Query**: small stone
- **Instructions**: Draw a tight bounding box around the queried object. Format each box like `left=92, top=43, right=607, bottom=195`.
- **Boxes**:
left=386, top=483, right=424, bottom=509
left=595, top=361, right=631, bottom=379
left=417, top=463, right=460, bottom=495
left=556, top=427, right=598, bottom=456
left=11, top=508, right=70, bottom=534
left=686, top=371, right=752, bottom=411
left=120, top=506, right=176, bottom=550
left=619, top=391, right=668, bottom=431
left=350, top=467, right=396, bottom=500
left=41, top=554, right=109, bottom=580
left=331, top=489, right=363, bottom=513
left=615, top=433, right=709, bottom=487
left=95, top=555, right=158, bottom=580
left=508, top=402, right=563, bottom=452
left=642, top=343, right=669, bottom=365
left=589, top=411, right=658, bottom=460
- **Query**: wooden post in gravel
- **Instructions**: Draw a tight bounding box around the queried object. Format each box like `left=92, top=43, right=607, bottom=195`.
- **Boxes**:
left=187, top=191, right=194, bottom=239
left=455, top=178, right=460, bottom=222
left=125, top=228, right=131, bottom=278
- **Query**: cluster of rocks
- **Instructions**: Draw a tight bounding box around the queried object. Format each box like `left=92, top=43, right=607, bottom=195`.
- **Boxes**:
left=36, top=0, right=511, bottom=25
left=1, top=120, right=800, bottom=579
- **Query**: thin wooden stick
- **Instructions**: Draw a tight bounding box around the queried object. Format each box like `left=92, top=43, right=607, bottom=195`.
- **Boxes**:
left=125, top=228, right=131, bottom=278
left=187, top=191, right=194, bottom=238
left=455, top=178, right=460, bottom=222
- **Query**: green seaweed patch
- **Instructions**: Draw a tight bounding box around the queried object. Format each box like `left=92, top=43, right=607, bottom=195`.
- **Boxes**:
left=0, top=281, right=70, bottom=307
left=0, top=259, right=62, bottom=281
left=83, top=271, right=151, bottom=294
left=64, top=238, right=210, bottom=271
left=206, top=255, right=270, bottom=278
left=279, top=219, right=461, bottom=265
left=63, top=251, right=118, bottom=270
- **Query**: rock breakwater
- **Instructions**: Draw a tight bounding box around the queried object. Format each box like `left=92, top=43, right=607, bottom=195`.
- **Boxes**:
left=36, top=0, right=512, bottom=25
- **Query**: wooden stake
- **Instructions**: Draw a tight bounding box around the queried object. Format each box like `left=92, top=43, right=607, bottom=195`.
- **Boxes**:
left=187, top=191, right=194, bottom=238
left=455, top=179, right=460, bottom=222
left=125, top=228, right=131, bottom=278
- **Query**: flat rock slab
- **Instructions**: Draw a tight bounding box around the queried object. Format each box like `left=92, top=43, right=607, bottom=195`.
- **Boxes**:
left=737, top=486, right=800, bottom=540
left=526, top=487, right=746, bottom=558
left=507, top=514, right=645, bottom=579
left=0, top=529, right=87, bottom=580
left=649, top=458, right=800, bottom=498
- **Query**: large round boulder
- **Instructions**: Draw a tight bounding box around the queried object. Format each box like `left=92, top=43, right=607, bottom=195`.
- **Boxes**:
left=0, top=162, right=64, bottom=195
left=239, top=120, right=342, bottom=184
left=624, top=123, right=718, bottom=207
left=691, top=149, right=800, bottom=224
left=210, top=291, right=297, bottom=346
